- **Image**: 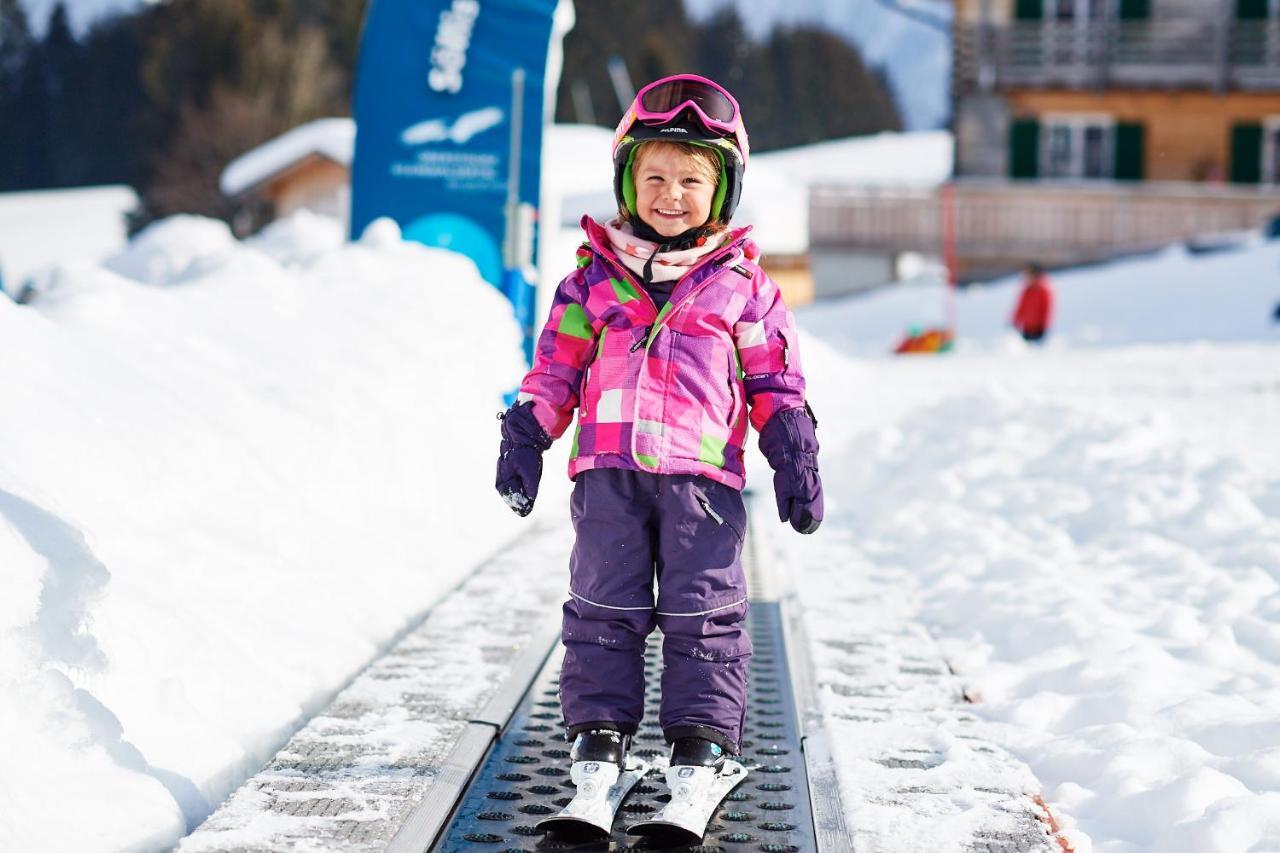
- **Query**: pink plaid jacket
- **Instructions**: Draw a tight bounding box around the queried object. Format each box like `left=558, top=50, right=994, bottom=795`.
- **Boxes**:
left=518, top=216, right=807, bottom=490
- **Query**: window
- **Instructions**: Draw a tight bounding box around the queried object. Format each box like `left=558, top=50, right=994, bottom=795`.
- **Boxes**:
left=1263, top=118, right=1280, bottom=183
left=1042, top=115, right=1115, bottom=179
left=1046, top=0, right=1108, bottom=21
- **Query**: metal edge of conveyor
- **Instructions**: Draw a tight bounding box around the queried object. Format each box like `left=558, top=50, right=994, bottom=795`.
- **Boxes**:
left=385, top=616, right=563, bottom=853
left=744, top=490, right=852, bottom=853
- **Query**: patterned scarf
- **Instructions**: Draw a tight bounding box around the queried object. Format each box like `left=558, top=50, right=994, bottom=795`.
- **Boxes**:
left=604, top=219, right=729, bottom=284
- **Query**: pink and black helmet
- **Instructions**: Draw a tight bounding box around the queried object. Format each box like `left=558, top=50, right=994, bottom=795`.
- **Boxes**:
left=611, top=74, right=750, bottom=226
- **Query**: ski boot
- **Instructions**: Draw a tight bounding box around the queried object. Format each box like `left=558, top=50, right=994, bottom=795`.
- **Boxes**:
left=627, top=736, right=749, bottom=842
left=536, top=728, right=639, bottom=836
left=663, top=736, right=726, bottom=808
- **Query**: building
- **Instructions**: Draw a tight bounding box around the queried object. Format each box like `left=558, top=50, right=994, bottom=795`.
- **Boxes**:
left=812, top=1, right=1280, bottom=284
left=954, top=0, right=1280, bottom=184
left=220, top=118, right=355, bottom=236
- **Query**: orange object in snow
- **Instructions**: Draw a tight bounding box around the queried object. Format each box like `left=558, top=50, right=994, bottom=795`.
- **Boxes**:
left=893, top=327, right=954, bottom=355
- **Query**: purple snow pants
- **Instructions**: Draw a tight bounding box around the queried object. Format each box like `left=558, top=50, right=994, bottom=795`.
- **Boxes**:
left=559, top=468, right=752, bottom=754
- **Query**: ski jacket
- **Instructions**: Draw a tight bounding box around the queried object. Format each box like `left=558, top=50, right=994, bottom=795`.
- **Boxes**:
left=517, top=216, right=807, bottom=490
left=1012, top=277, right=1054, bottom=334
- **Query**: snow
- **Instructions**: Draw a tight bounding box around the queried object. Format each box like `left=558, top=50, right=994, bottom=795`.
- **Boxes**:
left=0, top=209, right=531, bottom=850
left=3, top=144, right=1280, bottom=852
left=800, top=238, right=1280, bottom=356
left=219, top=117, right=354, bottom=198
left=0, top=185, right=138, bottom=291
left=767, top=245, right=1280, bottom=850
left=755, top=130, right=953, bottom=188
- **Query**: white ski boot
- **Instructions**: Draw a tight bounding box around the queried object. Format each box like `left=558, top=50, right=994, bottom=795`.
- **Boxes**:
left=627, top=736, right=749, bottom=843
left=536, top=728, right=650, bottom=839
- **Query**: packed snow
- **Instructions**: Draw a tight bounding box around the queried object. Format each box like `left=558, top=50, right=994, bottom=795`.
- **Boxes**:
left=3, top=162, right=1280, bottom=852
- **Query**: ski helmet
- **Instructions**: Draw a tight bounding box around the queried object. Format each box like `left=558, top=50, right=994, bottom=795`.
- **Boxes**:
left=612, top=74, right=750, bottom=226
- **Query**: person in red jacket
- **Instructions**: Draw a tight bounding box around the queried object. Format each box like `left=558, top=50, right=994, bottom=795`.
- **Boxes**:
left=1012, top=262, right=1054, bottom=343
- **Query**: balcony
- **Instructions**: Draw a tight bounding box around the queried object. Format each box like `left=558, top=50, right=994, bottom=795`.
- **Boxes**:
left=810, top=180, right=1280, bottom=280
left=955, top=19, right=1280, bottom=92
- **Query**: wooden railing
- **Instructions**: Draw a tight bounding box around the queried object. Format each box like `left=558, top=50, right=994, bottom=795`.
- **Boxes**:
left=955, top=19, right=1280, bottom=91
left=811, top=180, right=1280, bottom=277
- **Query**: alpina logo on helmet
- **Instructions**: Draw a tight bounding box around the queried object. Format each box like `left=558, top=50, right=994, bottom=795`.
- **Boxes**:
left=660, top=127, right=689, bottom=134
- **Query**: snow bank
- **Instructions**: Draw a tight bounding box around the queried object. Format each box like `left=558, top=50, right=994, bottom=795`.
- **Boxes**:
left=0, top=185, right=137, bottom=290
left=0, top=210, right=530, bottom=851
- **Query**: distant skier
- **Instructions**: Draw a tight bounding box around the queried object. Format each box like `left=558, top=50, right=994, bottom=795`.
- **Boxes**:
left=494, top=74, right=823, bottom=841
left=1012, top=262, right=1055, bottom=344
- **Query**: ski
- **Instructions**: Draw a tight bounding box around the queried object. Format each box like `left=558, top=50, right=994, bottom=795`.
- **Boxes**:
left=535, top=755, right=651, bottom=841
left=626, top=758, right=749, bottom=844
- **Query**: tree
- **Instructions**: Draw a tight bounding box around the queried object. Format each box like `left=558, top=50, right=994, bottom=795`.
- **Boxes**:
left=42, top=3, right=95, bottom=185
left=0, top=0, right=35, bottom=187
left=145, top=20, right=344, bottom=219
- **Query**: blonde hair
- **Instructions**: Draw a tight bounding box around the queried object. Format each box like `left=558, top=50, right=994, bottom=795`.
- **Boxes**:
left=621, top=141, right=728, bottom=232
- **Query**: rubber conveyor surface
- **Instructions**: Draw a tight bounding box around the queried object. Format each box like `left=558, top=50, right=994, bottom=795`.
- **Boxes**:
left=434, top=602, right=817, bottom=852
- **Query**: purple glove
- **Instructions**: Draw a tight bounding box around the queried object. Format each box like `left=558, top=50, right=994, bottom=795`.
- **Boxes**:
left=758, top=405, right=823, bottom=534
left=496, top=401, right=552, bottom=517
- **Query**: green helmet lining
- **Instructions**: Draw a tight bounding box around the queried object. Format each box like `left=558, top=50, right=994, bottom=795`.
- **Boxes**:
left=622, top=142, right=729, bottom=222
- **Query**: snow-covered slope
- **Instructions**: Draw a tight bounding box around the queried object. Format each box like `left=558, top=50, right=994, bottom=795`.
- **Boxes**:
left=799, top=238, right=1280, bottom=356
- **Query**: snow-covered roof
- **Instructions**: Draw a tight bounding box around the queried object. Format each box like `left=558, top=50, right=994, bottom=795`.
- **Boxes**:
left=0, top=184, right=137, bottom=286
left=220, top=118, right=355, bottom=198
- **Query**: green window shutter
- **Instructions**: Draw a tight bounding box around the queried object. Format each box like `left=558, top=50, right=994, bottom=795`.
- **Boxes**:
left=1120, top=0, right=1150, bottom=20
left=1015, top=0, right=1043, bottom=21
left=1114, top=122, right=1145, bottom=181
left=1237, top=0, right=1269, bottom=20
left=1010, top=119, right=1040, bottom=179
left=1231, top=123, right=1263, bottom=183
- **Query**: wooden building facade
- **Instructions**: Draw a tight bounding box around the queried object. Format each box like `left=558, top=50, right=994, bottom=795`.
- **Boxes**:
left=954, top=0, right=1280, bottom=185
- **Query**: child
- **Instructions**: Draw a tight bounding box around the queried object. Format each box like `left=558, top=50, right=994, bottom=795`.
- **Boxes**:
left=1012, top=262, right=1054, bottom=343
left=494, top=74, right=823, bottom=812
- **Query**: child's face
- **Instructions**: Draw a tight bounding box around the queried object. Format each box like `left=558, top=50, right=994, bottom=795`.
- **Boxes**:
left=633, top=146, right=717, bottom=238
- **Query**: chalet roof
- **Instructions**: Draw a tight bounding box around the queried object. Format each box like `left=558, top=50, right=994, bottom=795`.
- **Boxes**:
left=220, top=118, right=355, bottom=198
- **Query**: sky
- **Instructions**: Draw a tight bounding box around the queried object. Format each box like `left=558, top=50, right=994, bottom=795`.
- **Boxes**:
left=19, top=0, right=952, bottom=130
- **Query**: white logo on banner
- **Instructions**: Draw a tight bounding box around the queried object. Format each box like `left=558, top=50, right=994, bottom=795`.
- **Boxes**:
left=428, top=0, right=480, bottom=94
left=401, top=107, right=505, bottom=146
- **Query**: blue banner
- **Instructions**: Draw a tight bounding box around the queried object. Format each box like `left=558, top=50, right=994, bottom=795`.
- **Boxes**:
left=351, top=0, right=566, bottom=363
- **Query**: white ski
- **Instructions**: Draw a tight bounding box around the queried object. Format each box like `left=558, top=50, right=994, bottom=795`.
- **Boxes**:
left=626, top=758, right=749, bottom=844
left=535, top=755, right=651, bottom=840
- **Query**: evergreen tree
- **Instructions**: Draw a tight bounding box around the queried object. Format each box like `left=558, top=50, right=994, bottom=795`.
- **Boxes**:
left=42, top=3, right=94, bottom=185
left=555, top=1, right=694, bottom=124
left=0, top=0, right=35, bottom=187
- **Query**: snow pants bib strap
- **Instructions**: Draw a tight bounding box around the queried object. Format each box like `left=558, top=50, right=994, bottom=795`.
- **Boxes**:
left=558, top=469, right=751, bottom=753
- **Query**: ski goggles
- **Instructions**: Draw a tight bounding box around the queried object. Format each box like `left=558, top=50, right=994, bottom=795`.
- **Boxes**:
left=628, top=74, right=749, bottom=160
left=634, top=74, right=740, bottom=133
